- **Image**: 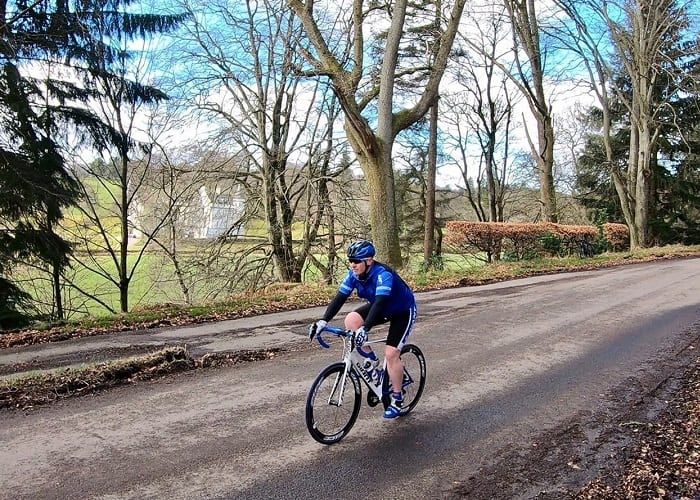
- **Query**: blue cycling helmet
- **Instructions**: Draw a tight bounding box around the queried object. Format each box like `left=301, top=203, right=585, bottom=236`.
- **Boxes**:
left=347, top=240, right=376, bottom=260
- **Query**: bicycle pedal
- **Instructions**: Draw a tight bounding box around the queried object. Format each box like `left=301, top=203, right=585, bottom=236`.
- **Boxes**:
left=366, top=392, right=380, bottom=407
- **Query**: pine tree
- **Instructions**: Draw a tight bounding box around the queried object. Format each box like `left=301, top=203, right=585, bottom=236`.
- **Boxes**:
left=0, top=1, right=185, bottom=327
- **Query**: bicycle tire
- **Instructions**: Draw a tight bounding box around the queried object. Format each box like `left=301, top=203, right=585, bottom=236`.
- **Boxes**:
left=305, top=362, right=362, bottom=444
left=381, top=343, right=426, bottom=416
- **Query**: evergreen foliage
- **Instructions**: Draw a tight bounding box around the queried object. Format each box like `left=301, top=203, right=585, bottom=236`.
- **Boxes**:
left=0, top=1, right=185, bottom=327
left=575, top=29, right=700, bottom=245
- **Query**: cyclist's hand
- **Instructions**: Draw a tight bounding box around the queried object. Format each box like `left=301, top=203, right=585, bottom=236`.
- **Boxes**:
left=308, top=320, right=327, bottom=341
left=353, top=327, right=368, bottom=347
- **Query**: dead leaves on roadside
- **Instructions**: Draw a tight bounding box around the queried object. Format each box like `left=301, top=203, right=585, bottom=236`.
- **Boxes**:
left=196, top=348, right=281, bottom=368
left=576, top=357, right=700, bottom=499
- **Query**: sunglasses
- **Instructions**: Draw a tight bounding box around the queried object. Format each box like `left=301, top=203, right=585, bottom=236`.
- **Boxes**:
left=348, top=258, right=365, bottom=264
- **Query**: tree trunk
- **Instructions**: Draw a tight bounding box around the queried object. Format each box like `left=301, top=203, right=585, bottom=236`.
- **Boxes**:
left=52, top=261, right=63, bottom=320
left=634, top=120, right=653, bottom=248
left=346, top=123, right=402, bottom=266
left=169, top=222, right=191, bottom=305
left=264, top=157, right=295, bottom=282
left=485, top=129, right=498, bottom=222
left=538, top=113, right=558, bottom=222
left=366, top=159, right=401, bottom=266
left=424, top=101, right=438, bottom=267
left=120, top=153, right=129, bottom=313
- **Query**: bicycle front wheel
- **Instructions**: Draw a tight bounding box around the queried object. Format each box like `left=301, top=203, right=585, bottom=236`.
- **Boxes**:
left=305, top=362, right=362, bottom=445
left=382, top=343, right=427, bottom=416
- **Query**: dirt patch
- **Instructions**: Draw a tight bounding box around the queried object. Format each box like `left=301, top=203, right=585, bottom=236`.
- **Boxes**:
left=0, top=345, right=156, bottom=376
left=0, top=346, right=285, bottom=410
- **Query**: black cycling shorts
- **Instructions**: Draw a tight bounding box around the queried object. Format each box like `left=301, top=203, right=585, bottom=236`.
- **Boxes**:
left=354, top=303, right=417, bottom=348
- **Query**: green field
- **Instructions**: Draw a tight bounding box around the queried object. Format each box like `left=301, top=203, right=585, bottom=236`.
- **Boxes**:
left=19, top=250, right=248, bottom=319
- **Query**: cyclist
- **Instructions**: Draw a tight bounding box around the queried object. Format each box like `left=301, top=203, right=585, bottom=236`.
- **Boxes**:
left=308, top=240, right=417, bottom=419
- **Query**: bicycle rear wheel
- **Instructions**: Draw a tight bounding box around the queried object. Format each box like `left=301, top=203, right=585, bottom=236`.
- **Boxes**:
left=382, top=343, right=426, bottom=416
left=305, top=362, right=362, bottom=444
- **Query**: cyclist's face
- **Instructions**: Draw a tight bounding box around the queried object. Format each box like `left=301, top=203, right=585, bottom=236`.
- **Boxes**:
left=349, top=258, right=369, bottom=274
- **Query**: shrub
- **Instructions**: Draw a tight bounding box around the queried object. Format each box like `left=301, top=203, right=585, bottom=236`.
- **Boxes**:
left=444, top=221, right=504, bottom=263
left=603, top=223, right=630, bottom=251
left=446, top=221, right=602, bottom=261
left=541, top=231, right=565, bottom=256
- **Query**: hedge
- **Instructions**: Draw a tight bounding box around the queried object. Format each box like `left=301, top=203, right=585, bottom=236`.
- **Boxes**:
left=445, top=221, right=630, bottom=261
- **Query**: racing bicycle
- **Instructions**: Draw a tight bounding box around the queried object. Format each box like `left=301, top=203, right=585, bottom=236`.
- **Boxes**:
left=305, top=324, right=426, bottom=444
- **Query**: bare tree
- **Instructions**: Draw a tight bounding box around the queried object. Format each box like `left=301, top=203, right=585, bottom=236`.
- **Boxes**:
left=549, top=0, right=620, bottom=218
left=450, top=5, right=519, bottom=224
left=601, top=0, right=689, bottom=247
left=556, top=0, right=698, bottom=248
left=287, top=0, right=468, bottom=266
left=58, top=37, right=179, bottom=314
left=126, top=140, right=245, bottom=305
left=500, top=0, right=558, bottom=222
left=176, top=0, right=344, bottom=283
left=458, top=2, right=559, bottom=221
left=65, top=153, right=172, bottom=315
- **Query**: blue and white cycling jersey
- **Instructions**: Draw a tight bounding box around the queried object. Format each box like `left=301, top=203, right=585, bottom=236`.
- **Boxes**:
left=337, top=262, right=416, bottom=317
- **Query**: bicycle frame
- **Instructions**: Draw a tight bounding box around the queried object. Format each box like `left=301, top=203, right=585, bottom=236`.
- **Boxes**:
left=317, top=326, right=387, bottom=406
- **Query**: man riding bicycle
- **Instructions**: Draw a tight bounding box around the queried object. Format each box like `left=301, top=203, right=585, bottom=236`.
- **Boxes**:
left=309, top=240, right=417, bottom=419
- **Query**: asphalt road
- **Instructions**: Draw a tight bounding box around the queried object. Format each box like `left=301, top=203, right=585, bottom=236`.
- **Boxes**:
left=1, top=258, right=699, bottom=499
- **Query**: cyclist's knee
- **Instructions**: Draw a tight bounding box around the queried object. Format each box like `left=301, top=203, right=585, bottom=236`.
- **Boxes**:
left=344, top=312, right=364, bottom=330
left=385, top=345, right=400, bottom=363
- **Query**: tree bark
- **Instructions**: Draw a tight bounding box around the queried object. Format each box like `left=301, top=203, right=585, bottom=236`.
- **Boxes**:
left=424, top=101, right=438, bottom=266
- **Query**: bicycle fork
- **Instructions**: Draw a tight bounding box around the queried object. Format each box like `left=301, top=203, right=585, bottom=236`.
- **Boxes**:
left=324, top=339, right=360, bottom=407
left=326, top=362, right=352, bottom=407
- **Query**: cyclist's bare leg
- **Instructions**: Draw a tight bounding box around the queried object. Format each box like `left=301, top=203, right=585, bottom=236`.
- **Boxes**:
left=385, top=345, right=403, bottom=394
left=344, top=311, right=374, bottom=357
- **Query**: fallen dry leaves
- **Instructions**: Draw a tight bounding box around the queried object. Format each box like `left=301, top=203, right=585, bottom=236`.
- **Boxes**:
left=576, top=356, right=699, bottom=499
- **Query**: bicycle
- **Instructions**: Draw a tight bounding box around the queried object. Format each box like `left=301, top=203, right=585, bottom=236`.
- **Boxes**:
left=305, top=324, right=426, bottom=445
